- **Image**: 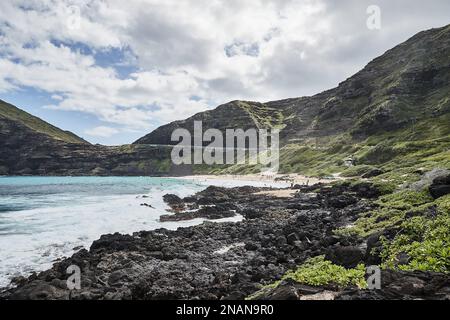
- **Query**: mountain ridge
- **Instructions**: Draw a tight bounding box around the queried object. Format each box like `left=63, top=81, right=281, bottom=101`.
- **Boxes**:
left=135, top=24, right=450, bottom=146
left=0, top=24, right=449, bottom=177
left=0, top=99, right=88, bottom=145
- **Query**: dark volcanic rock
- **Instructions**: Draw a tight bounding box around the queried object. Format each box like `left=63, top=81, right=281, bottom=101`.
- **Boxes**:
left=326, top=194, right=358, bottom=209
left=337, top=270, right=450, bottom=300
left=163, top=194, right=183, bottom=205
left=350, top=182, right=382, bottom=199
left=362, top=169, right=384, bottom=179
left=163, top=194, right=186, bottom=212
left=256, top=270, right=450, bottom=300
left=325, top=246, right=365, bottom=268
left=160, top=205, right=236, bottom=222
left=1, top=181, right=448, bottom=301
left=365, top=232, right=383, bottom=265
left=429, top=173, right=450, bottom=199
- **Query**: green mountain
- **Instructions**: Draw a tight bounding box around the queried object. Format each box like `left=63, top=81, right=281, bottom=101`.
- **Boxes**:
left=0, top=99, right=88, bottom=144
left=0, top=99, right=172, bottom=176
left=135, top=24, right=450, bottom=180
left=0, top=24, right=449, bottom=178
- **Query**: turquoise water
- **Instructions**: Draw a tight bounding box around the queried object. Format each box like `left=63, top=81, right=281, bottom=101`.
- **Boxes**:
left=0, top=176, right=203, bottom=235
left=0, top=176, right=284, bottom=287
left=0, top=176, right=190, bottom=213
left=0, top=176, right=219, bottom=287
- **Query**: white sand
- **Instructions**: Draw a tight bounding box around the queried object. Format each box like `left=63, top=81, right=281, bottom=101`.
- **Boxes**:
left=174, top=174, right=337, bottom=193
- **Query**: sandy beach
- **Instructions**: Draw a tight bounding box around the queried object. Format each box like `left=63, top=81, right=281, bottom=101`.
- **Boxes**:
left=174, top=174, right=339, bottom=197
left=178, top=173, right=335, bottom=187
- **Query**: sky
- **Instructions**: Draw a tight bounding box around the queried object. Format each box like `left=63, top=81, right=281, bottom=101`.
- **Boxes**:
left=0, top=1, right=449, bottom=145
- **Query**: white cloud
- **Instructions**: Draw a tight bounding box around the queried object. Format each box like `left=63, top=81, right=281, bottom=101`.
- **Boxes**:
left=0, top=0, right=449, bottom=137
left=85, top=126, right=119, bottom=138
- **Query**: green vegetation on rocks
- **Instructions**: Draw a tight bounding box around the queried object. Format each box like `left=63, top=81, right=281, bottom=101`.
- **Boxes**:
left=247, top=256, right=367, bottom=300
left=380, top=198, right=450, bottom=273
left=336, top=190, right=435, bottom=237
left=282, top=256, right=367, bottom=288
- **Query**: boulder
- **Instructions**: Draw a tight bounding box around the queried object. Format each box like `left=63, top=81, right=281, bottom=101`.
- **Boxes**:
left=365, top=232, right=383, bottom=265
left=429, top=173, right=450, bottom=199
left=362, top=168, right=384, bottom=178
left=410, top=168, right=449, bottom=192
left=163, top=194, right=183, bottom=205
left=325, top=246, right=364, bottom=268
left=326, top=194, right=358, bottom=209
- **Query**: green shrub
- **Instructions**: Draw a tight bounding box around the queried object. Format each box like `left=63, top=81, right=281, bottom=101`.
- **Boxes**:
left=376, top=190, right=433, bottom=210
left=436, top=194, right=450, bottom=213
left=358, top=143, right=399, bottom=165
left=283, top=256, right=367, bottom=288
left=380, top=212, right=450, bottom=273
left=247, top=256, right=367, bottom=299
left=372, top=180, right=398, bottom=195
left=335, top=190, right=434, bottom=237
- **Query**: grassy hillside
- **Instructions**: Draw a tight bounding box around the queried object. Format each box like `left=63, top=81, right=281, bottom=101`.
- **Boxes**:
left=134, top=24, right=450, bottom=183
left=0, top=99, right=87, bottom=144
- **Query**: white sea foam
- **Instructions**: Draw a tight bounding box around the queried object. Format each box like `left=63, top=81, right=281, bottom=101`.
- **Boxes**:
left=0, top=176, right=261, bottom=288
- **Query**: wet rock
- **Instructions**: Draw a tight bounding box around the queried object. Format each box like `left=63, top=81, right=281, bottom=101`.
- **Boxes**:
left=163, top=194, right=183, bottom=205
left=160, top=205, right=236, bottom=222
left=7, top=281, right=68, bottom=300
left=163, top=194, right=185, bottom=212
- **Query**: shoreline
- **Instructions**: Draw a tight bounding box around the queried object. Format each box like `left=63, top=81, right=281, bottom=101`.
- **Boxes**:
left=3, top=180, right=448, bottom=300
left=175, top=173, right=338, bottom=188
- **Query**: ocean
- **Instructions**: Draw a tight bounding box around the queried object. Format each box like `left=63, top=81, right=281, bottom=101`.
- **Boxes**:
left=0, top=176, right=277, bottom=288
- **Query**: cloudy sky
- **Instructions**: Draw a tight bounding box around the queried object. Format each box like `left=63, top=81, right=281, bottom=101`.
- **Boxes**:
left=0, top=0, right=449, bottom=145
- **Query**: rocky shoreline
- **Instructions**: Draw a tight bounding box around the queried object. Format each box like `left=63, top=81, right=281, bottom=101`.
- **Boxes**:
left=1, top=182, right=449, bottom=300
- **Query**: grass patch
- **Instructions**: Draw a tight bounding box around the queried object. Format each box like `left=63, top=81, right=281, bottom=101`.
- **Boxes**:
left=341, top=165, right=375, bottom=177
